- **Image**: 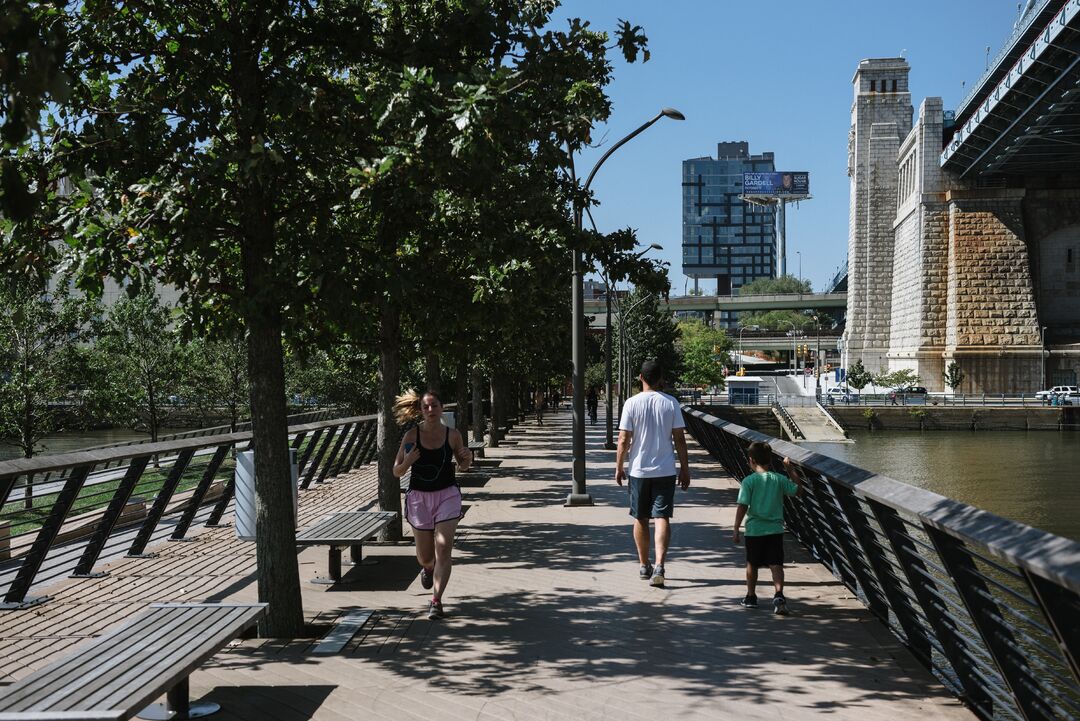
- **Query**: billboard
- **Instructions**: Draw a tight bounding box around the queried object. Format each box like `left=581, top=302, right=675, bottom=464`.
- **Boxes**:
left=742, top=171, right=810, bottom=197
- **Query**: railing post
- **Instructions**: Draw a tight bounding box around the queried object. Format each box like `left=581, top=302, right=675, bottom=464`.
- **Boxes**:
left=170, top=444, right=231, bottom=541
left=3, top=464, right=93, bottom=608
left=926, top=526, right=1058, bottom=721
left=299, top=425, right=339, bottom=489
left=869, top=502, right=993, bottom=715
left=127, top=448, right=196, bottom=557
left=316, top=422, right=353, bottom=483
left=72, top=455, right=151, bottom=577
left=329, top=422, right=365, bottom=477
left=294, top=428, right=324, bottom=479
left=831, top=484, right=933, bottom=665
left=1022, top=569, right=1080, bottom=688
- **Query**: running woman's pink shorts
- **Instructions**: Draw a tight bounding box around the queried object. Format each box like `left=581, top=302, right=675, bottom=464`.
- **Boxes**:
left=405, top=486, right=463, bottom=531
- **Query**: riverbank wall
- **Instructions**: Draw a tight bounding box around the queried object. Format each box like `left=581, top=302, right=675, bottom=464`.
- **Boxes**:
left=829, top=406, right=1078, bottom=431
left=690, top=405, right=1078, bottom=433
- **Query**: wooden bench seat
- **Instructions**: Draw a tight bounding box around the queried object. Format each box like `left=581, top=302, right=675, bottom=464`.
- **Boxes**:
left=0, top=602, right=266, bottom=721
left=467, top=440, right=485, bottom=458
left=295, top=511, right=397, bottom=583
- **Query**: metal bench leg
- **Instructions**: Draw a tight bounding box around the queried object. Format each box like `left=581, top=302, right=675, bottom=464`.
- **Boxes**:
left=349, top=542, right=378, bottom=566
left=312, top=546, right=342, bottom=584
left=139, top=676, right=220, bottom=719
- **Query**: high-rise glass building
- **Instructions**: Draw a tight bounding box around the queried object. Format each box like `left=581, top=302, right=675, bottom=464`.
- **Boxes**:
left=682, top=142, right=777, bottom=326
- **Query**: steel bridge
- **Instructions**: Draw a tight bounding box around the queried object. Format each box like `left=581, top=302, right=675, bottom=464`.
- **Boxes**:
left=942, top=0, right=1080, bottom=177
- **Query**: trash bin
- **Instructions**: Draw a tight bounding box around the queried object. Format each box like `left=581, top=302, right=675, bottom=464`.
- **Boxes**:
left=235, top=448, right=298, bottom=541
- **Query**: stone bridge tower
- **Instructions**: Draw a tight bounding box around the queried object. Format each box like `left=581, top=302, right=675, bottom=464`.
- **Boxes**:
left=845, top=58, right=912, bottom=375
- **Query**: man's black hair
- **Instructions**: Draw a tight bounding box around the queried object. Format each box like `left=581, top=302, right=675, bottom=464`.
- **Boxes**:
left=640, top=359, right=663, bottom=387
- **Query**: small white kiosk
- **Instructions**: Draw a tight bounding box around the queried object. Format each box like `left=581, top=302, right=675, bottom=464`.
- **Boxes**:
left=727, top=376, right=765, bottom=406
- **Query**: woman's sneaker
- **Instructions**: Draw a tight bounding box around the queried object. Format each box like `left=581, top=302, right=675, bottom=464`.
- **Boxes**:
left=650, top=565, right=665, bottom=587
left=741, top=594, right=758, bottom=607
left=639, top=563, right=654, bottom=580
left=427, top=599, right=445, bottom=620
left=419, top=567, right=433, bottom=590
left=773, top=595, right=789, bottom=615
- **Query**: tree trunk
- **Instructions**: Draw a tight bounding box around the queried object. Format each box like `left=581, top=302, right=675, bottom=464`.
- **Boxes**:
left=376, top=301, right=404, bottom=542
left=471, top=366, right=485, bottom=444
left=244, top=271, right=305, bottom=638
left=488, top=375, right=501, bottom=447
left=425, top=350, right=441, bottom=395
left=454, top=357, right=468, bottom=432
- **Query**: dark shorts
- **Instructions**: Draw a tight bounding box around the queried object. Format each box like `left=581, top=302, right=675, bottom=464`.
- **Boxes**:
left=628, top=475, right=676, bottom=520
left=745, top=533, right=785, bottom=568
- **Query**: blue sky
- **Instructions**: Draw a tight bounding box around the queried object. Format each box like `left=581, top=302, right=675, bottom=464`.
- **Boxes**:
left=556, top=0, right=1024, bottom=293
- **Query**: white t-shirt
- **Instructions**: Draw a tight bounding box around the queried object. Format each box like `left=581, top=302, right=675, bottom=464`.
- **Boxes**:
left=618, top=390, right=685, bottom=478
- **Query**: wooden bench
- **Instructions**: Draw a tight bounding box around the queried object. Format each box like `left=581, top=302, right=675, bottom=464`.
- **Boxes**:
left=0, top=602, right=266, bottom=721
left=295, top=510, right=397, bottom=584
left=467, top=440, right=485, bottom=458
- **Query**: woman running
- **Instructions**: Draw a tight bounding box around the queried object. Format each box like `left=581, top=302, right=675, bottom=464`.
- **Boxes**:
left=392, top=389, right=471, bottom=619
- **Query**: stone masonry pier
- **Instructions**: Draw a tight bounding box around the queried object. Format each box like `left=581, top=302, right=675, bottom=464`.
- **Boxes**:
left=0, top=412, right=971, bottom=720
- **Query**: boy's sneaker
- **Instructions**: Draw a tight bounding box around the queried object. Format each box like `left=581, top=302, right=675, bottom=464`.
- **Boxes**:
left=773, top=595, right=789, bottom=615
left=650, top=565, right=665, bottom=587
left=419, top=567, right=433, bottom=590
left=741, top=594, right=758, bottom=607
left=639, top=563, right=653, bottom=580
left=427, top=599, right=445, bottom=620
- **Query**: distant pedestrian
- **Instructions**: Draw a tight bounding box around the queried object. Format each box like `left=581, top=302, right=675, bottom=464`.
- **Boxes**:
left=392, top=389, right=473, bottom=620
left=534, top=388, right=546, bottom=425
left=551, top=390, right=560, bottom=411
left=615, top=359, right=691, bottom=587
left=587, top=386, right=599, bottom=425
left=732, top=441, right=804, bottom=614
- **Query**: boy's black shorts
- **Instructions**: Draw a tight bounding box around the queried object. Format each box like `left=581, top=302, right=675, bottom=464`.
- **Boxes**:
left=745, top=533, right=785, bottom=568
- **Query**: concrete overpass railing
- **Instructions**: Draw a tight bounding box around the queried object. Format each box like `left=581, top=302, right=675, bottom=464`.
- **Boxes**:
left=682, top=406, right=1080, bottom=721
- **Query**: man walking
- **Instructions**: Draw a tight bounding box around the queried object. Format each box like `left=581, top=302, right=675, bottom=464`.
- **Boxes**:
left=615, top=359, right=691, bottom=587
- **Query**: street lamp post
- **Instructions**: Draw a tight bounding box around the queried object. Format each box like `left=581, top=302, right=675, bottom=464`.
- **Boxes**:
left=567, top=108, right=684, bottom=507
left=1040, top=325, right=1048, bottom=392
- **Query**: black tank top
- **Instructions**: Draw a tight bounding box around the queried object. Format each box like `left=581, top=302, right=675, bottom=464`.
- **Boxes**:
left=408, top=425, right=456, bottom=493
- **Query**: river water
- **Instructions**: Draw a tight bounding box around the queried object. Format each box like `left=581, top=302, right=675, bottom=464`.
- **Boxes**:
left=0, top=428, right=186, bottom=462
left=805, top=431, right=1080, bottom=542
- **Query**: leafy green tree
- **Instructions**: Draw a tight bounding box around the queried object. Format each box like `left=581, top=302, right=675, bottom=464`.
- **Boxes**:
left=738, top=275, right=813, bottom=329
left=846, top=359, right=873, bottom=391
left=943, top=361, right=965, bottom=392
left=0, top=277, right=90, bottom=460
left=186, top=337, right=250, bottom=432
left=618, top=287, right=679, bottom=390
left=874, top=368, right=921, bottom=390
left=676, top=319, right=731, bottom=389
left=0, top=1, right=70, bottom=221
left=739, top=275, right=811, bottom=295
left=89, top=289, right=186, bottom=445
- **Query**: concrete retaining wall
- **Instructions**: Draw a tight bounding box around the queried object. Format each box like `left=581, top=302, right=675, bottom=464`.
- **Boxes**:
left=829, top=406, right=1075, bottom=431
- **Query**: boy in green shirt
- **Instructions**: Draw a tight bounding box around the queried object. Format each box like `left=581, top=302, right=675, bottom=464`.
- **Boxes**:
left=732, top=441, right=803, bottom=614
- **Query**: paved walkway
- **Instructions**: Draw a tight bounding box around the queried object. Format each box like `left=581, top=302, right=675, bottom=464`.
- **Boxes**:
left=0, top=410, right=970, bottom=720
left=786, top=405, right=850, bottom=442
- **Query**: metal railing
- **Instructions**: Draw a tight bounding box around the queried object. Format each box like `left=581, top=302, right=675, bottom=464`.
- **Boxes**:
left=824, top=392, right=1078, bottom=407
left=771, top=402, right=805, bottom=441
left=0, top=413, right=382, bottom=608
left=682, top=407, right=1080, bottom=721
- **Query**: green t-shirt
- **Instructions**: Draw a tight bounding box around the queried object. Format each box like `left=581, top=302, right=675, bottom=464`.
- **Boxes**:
left=737, top=470, right=799, bottom=536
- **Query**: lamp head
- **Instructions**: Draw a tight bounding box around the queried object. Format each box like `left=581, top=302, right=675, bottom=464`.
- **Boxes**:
left=648, top=242, right=664, bottom=251
left=660, top=107, right=685, bottom=121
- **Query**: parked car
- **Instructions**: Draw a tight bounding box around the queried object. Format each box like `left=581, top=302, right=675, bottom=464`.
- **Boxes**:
left=1035, top=385, right=1078, bottom=400
left=825, top=387, right=858, bottom=404
left=889, top=386, right=928, bottom=405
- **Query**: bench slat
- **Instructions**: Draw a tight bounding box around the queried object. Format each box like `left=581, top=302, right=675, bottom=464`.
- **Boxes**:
left=295, top=511, right=397, bottom=545
left=0, top=609, right=187, bottom=710
left=0, top=603, right=265, bottom=719
left=90, top=606, right=255, bottom=711
left=25, top=606, right=234, bottom=713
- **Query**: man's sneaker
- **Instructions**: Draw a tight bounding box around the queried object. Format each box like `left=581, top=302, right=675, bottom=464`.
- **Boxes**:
left=650, top=565, right=665, bottom=587
left=639, top=563, right=653, bottom=580
left=419, top=567, right=433, bottom=590
left=741, top=594, right=758, bottom=608
left=773, top=595, right=789, bottom=616
left=427, top=599, right=445, bottom=620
